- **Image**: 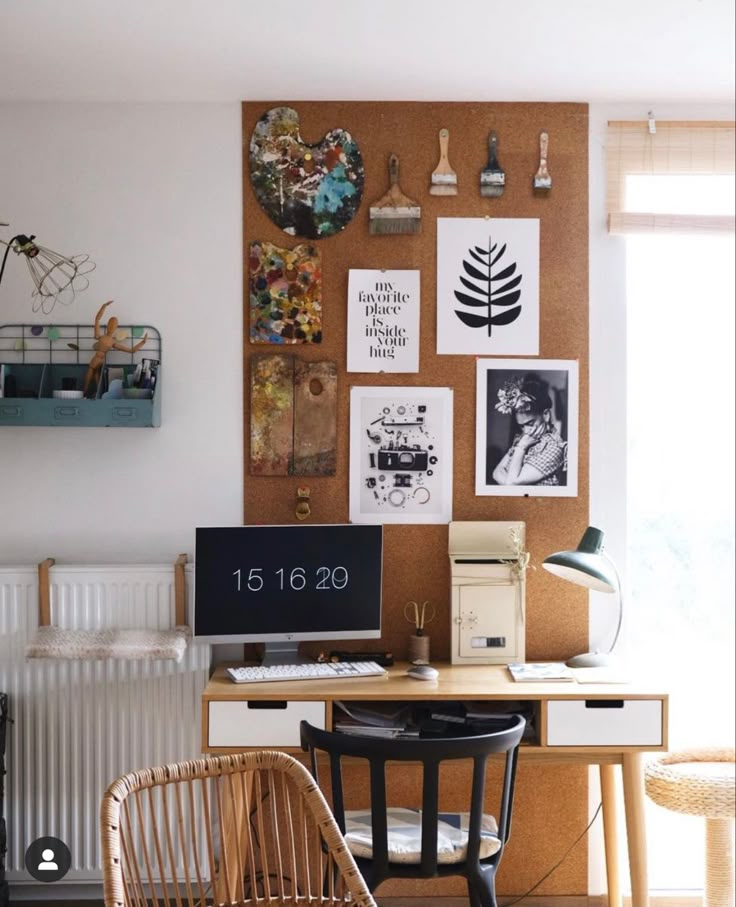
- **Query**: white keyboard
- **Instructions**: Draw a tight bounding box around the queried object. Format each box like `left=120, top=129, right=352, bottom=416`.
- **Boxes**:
left=226, top=660, right=387, bottom=684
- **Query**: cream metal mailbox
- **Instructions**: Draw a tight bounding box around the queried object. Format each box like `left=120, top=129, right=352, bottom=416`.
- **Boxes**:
left=449, top=521, right=527, bottom=665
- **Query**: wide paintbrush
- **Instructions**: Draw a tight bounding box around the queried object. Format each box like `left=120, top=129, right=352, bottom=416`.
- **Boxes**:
left=430, top=129, right=458, bottom=196
left=480, top=130, right=505, bottom=198
left=369, top=154, right=421, bottom=235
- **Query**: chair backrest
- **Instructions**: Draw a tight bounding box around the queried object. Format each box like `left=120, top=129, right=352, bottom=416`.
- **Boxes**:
left=300, top=715, right=525, bottom=882
left=101, top=750, right=377, bottom=907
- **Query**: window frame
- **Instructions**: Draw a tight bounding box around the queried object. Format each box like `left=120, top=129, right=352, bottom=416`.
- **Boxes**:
left=588, top=102, right=735, bottom=897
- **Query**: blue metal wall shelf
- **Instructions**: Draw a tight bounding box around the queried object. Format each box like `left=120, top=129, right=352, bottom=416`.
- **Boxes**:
left=0, top=323, right=161, bottom=427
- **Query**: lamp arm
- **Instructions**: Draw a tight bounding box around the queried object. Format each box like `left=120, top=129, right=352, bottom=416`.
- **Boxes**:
left=602, top=551, right=624, bottom=655
left=0, top=236, right=20, bottom=290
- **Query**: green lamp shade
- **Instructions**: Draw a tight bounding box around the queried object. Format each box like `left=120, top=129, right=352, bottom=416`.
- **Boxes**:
left=543, top=527, right=623, bottom=667
left=542, top=527, right=617, bottom=593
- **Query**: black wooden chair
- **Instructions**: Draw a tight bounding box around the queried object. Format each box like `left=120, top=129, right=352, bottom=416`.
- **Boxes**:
left=300, top=714, right=525, bottom=907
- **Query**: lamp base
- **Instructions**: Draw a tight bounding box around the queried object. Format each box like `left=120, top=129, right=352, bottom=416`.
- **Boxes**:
left=565, top=651, right=614, bottom=669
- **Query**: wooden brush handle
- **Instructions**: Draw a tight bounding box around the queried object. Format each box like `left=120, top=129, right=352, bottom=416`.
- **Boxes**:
left=539, top=131, right=549, bottom=163
left=375, top=153, right=419, bottom=208
left=438, top=129, right=450, bottom=163
left=432, top=129, right=456, bottom=178
left=389, top=153, right=400, bottom=187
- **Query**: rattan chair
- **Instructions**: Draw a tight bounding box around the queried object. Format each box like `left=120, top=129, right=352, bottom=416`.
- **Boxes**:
left=101, top=750, right=377, bottom=907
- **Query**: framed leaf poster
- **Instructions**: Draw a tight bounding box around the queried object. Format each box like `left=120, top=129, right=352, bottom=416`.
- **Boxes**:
left=436, top=217, right=539, bottom=355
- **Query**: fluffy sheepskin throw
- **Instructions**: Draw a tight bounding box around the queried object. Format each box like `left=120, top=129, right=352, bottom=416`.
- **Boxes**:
left=26, top=625, right=190, bottom=662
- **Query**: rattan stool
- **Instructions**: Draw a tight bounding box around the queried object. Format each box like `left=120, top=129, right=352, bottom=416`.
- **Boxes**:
left=645, top=748, right=735, bottom=907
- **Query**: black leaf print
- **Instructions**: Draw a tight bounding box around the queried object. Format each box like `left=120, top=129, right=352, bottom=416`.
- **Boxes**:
left=459, top=275, right=487, bottom=295
left=453, top=236, right=523, bottom=337
left=462, top=261, right=489, bottom=282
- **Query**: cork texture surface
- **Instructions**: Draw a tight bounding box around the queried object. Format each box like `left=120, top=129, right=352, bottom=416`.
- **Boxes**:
left=243, top=100, right=590, bottom=896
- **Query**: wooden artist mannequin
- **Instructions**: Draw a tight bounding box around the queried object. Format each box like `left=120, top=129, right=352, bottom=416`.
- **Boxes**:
left=84, top=301, right=148, bottom=396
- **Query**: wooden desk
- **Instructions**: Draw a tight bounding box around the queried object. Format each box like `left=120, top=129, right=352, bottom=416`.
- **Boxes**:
left=202, top=662, right=668, bottom=907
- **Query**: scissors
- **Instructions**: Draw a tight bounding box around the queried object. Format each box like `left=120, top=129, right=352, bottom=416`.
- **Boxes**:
left=403, top=600, right=435, bottom=636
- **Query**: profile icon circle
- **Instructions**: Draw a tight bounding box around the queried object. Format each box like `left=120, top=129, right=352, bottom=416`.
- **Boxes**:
left=24, top=836, right=72, bottom=882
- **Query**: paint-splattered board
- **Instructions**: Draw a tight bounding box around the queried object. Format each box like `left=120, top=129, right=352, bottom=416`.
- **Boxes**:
left=250, top=354, right=337, bottom=476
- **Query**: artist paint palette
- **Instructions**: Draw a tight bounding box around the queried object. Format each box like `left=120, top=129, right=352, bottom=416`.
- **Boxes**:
left=249, top=106, right=364, bottom=239
left=248, top=240, right=322, bottom=344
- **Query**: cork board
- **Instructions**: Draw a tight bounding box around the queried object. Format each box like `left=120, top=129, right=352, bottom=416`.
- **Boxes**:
left=243, top=101, right=590, bottom=896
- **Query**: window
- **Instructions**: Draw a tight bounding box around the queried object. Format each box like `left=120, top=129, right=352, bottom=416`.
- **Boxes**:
left=625, top=174, right=735, bottom=891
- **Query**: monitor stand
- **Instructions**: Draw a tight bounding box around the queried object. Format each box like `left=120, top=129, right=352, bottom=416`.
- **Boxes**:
left=260, top=641, right=311, bottom=667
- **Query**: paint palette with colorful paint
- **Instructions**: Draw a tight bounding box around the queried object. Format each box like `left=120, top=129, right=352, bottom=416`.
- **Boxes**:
left=249, top=106, right=364, bottom=239
left=249, top=240, right=322, bottom=344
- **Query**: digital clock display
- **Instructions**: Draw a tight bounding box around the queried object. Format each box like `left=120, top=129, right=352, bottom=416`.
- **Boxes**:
left=232, top=565, right=349, bottom=593
left=193, top=524, right=383, bottom=642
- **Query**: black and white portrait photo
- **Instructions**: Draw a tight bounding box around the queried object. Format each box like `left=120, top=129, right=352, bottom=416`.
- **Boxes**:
left=475, top=359, right=578, bottom=497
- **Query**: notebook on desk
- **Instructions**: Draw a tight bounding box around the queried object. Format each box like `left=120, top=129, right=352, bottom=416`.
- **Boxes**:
left=507, top=662, right=574, bottom=682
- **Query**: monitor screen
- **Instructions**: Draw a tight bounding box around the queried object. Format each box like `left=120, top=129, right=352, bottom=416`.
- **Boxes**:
left=194, top=524, right=383, bottom=646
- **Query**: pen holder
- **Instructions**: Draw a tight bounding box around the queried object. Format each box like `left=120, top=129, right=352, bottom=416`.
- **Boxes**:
left=408, top=634, right=430, bottom=665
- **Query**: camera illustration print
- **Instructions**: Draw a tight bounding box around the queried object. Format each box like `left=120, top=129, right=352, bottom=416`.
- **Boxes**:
left=349, top=386, right=453, bottom=524
left=436, top=217, right=540, bottom=355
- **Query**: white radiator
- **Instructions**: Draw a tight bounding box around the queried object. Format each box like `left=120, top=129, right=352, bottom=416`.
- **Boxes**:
left=0, top=563, right=211, bottom=884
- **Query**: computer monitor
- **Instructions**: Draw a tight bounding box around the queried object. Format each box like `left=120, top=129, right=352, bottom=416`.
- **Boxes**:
left=194, top=523, right=383, bottom=664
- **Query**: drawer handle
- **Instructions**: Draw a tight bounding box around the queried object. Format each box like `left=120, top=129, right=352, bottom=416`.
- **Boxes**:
left=585, top=700, right=624, bottom=709
left=0, top=405, right=22, bottom=417
left=55, top=406, right=80, bottom=417
left=247, top=701, right=288, bottom=710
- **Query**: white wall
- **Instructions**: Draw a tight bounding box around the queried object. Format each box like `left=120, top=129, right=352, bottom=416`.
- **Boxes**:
left=0, top=103, right=243, bottom=564
left=2, top=98, right=733, bottom=898
left=3, top=100, right=730, bottom=571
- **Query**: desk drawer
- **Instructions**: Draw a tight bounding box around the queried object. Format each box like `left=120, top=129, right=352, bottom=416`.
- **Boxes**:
left=546, top=699, right=663, bottom=746
left=208, top=700, right=326, bottom=748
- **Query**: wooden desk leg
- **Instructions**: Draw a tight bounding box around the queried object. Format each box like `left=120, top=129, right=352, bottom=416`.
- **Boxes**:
left=600, top=764, right=622, bottom=907
left=622, top=753, right=649, bottom=907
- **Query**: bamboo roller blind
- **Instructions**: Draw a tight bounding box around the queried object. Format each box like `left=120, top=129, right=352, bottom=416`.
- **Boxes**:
left=607, top=120, right=736, bottom=234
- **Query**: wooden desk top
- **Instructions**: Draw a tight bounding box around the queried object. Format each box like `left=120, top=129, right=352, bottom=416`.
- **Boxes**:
left=203, top=662, right=668, bottom=703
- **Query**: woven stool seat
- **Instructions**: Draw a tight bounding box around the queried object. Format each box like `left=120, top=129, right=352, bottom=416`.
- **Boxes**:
left=645, top=748, right=735, bottom=907
left=646, top=748, right=735, bottom=818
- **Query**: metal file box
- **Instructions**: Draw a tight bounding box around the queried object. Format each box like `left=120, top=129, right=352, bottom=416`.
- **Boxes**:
left=449, top=521, right=526, bottom=665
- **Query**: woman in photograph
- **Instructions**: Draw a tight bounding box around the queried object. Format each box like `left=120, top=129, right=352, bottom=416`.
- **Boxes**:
left=492, top=373, right=567, bottom=486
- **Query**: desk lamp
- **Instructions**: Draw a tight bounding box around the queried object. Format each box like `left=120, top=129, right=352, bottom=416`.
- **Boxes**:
left=0, top=223, right=95, bottom=314
left=543, top=526, right=623, bottom=668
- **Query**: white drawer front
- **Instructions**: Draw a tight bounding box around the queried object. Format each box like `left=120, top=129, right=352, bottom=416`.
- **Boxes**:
left=208, top=700, right=326, bottom=747
left=547, top=699, right=662, bottom=746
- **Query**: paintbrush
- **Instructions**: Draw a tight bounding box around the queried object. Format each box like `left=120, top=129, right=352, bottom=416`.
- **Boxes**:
left=430, top=129, right=458, bottom=196
left=480, top=130, right=505, bottom=198
left=369, top=154, right=421, bottom=235
left=533, top=131, right=552, bottom=194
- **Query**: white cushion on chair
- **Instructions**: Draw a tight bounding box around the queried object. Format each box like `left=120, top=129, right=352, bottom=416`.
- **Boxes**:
left=344, top=808, right=501, bottom=864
